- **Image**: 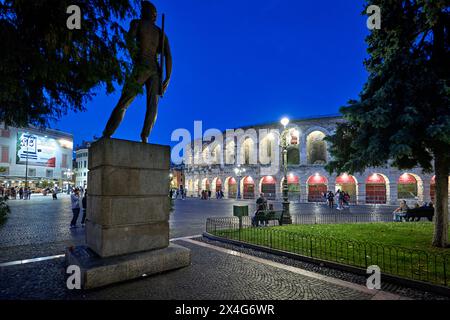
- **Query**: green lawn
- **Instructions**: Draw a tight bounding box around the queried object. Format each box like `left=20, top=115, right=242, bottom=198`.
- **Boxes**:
left=274, top=223, right=450, bottom=254
left=212, top=222, right=450, bottom=286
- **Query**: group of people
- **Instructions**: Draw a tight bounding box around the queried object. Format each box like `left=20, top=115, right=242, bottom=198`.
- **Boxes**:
left=0, top=186, right=32, bottom=200
left=70, top=188, right=88, bottom=228
left=392, top=200, right=434, bottom=222
left=169, top=187, right=186, bottom=199
left=200, top=190, right=211, bottom=200
left=324, top=189, right=351, bottom=210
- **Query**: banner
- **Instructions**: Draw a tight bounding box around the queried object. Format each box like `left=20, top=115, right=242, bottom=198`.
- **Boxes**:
left=16, top=132, right=57, bottom=167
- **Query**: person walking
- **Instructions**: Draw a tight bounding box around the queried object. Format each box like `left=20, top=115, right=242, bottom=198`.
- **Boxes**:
left=19, top=187, right=23, bottom=200
left=70, top=188, right=81, bottom=228
left=81, top=190, right=87, bottom=226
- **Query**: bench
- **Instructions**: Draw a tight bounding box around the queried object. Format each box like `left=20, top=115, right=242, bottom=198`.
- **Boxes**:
left=253, top=210, right=284, bottom=226
left=404, top=207, right=434, bottom=222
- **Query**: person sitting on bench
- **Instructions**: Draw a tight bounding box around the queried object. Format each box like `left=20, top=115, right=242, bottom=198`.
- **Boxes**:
left=393, top=200, right=409, bottom=222
left=252, top=193, right=267, bottom=227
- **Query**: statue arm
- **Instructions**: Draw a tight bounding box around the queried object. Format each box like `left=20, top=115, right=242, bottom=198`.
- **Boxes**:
left=126, top=20, right=139, bottom=60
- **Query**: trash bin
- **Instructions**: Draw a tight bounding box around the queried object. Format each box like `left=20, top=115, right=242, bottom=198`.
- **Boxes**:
left=233, top=205, right=248, bottom=231
left=233, top=205, right=249, bottom=217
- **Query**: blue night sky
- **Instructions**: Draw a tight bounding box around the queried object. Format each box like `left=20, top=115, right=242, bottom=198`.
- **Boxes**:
left=53, top=0, right=370, bottom=148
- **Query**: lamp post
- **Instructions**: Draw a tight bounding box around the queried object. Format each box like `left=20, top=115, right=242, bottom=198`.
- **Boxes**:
left=24, top=132, right=30, bottom=190
left=280, top=117, right=292, bottom=224
left=234, top=165, right=245, bottom=200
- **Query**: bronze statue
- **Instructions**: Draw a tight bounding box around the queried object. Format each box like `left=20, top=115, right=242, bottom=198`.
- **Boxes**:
left=103, top=1, right=172, bottom=143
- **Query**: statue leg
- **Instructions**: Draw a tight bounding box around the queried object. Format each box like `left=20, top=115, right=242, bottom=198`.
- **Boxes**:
left=103, top=67, right=151, bottom=138
left=140, top=73, right=160, bottom=143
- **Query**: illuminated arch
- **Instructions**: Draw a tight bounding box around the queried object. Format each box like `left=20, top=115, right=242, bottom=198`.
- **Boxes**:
left=259, top=176, right=277, bottom=200
left=307, top=174, right=328, bottom=202
left=306, top=131, right=327, bottom=164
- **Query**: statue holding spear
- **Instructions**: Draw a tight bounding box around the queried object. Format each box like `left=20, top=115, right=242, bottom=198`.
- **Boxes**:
left=102, top=1, right=172, bottom=143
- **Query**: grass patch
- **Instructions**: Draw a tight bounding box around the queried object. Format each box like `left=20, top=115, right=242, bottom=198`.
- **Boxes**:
left=211, top=222, right=450, bottom=286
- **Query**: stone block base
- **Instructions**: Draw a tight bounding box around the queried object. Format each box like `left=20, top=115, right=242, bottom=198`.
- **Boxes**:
left=65, top=243, right=191, bottom=289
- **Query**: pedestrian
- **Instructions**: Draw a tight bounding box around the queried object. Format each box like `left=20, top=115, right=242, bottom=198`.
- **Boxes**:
left=19, top=187, right=23, bottom=199
left=81, top=190, right=87, bottom=226
left=169, top=189, right=173, bottom=199
left=70, top=188, right=81, bottom=228
left=208, top=190, right=211, bottom=199
left=327, top=191, right=334, bottom=209
left=52, top=188, right=58, bottom=200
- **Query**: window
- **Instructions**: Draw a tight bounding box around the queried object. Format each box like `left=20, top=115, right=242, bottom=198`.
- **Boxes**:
left=46, top=170, right=53, bottom=178
left=266, top=139, right=272, bottom=158
left=28, top=168, right=36, bottom=177
left=84, top=172, right=86, bottom=177
left=1, top=146, right=9, bottom=163
left=62, top=154, right=68, bottom=168
left=84, top=160, right=87, bottom=168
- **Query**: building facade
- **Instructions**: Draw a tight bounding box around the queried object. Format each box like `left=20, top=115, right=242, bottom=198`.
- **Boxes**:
left=74, top=141, right=91, bottom=188
left=0, top=123, right=74, bottom=190
left=183, top=115, right=447, bottom=205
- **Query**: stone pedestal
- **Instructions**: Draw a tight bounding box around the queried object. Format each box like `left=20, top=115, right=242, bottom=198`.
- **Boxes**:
left=66, top=138, right=191, bottom=289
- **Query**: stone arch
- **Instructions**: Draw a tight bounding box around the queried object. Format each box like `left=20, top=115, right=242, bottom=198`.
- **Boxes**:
left=259, top=176, right=277, bottom=200
left=335, top=174, right=358, bottom=203
left=201, top=178, right=210, bottom=191
left=306, top=130, right=328, bottom=164
left=212, top=177, right=223, bottom=192
left=224, top=176, right=237, bottom=199
left=281, top=174, right=301, bottom=202
left=398, top=173, right=423, bottom=201
left=306, top=174, right=328, bottom=202
left=241, top=176, right=255, bottom=199
left=365, top=173, right=390, bottom=204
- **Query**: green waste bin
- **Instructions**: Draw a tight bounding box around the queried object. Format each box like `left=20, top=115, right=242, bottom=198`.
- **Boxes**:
left=233, top=205, right=248, bottom=217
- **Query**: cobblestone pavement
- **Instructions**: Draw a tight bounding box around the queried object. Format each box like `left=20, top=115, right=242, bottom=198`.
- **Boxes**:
left=0, top=239, right=380, bottom=300
left=197, top=237, right=449, bottom=300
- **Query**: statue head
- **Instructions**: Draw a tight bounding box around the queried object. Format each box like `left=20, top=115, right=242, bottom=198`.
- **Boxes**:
left=141, top=1, right=157, bottom=22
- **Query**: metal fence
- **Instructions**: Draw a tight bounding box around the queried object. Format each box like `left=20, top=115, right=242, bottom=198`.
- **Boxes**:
left=205, top=217, right=450, bottom=287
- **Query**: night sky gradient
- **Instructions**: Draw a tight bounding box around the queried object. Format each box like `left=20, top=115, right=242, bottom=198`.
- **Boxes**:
left=53, top=0, right=370, bottom=148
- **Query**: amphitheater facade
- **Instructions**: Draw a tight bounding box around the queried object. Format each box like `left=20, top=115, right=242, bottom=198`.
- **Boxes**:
left=183, top=115, right=447, bottom=206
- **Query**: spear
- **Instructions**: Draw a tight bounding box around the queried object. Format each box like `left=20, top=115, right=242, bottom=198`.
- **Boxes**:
left=159, top=13, right=165, bottom=97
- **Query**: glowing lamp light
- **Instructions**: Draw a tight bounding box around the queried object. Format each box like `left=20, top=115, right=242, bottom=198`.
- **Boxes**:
left=280, top=117, right=290, bottom=127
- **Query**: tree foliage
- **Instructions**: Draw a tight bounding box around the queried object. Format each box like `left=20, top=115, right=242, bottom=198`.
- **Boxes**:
left=0, top=0, right=139, bottom=128
left=327, top=0, right=449, bottom=175
left=325, top=0, right=449, bottom=247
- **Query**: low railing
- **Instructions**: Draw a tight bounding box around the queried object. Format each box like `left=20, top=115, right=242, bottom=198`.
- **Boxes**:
left=205, top=217, right=450, bottom=287
left=290, top=213, right=394, bottom=224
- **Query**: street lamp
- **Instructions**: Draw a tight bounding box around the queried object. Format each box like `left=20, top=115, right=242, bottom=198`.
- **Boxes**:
left=280, top=117, right=292, bottom=224
left=234, top=165, right=245, bottom=200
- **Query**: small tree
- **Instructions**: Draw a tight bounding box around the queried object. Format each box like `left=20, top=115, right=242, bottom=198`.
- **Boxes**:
left=326, top=0, right=449, bottom=247
left=0, top=0, right=138, bottom=128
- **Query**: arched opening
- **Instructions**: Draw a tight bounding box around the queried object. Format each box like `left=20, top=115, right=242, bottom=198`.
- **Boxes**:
left=287, top=129, right=300, bottom=165
left=212, top=177, right=222, bottom=193
left=225, top=141, right=235, bottom=165
left=366, top=174, right=387, bottom=204
left=241, top=138, right=255, bottom=165
left=335, top=174, right=357, bottom=203
left=306, top=131, right=327, bottom=165
left=398, top=173, right=418, bottom=199
left=307, top=174, right=328, bottom=202
left=260, top=176, right=276, bottom=200
left=212, top=145, right=221, bottom=165
left=242, top=176, right=255, bottom=199
left=194, top=179, right=200, bottom=196
left=187, top=179, right=193, bottom=194
left=201, top=178, right=210, bottom=192
left=225, top=177, right=237, bottom=198
left=283, top=174, right=300, bottom=201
